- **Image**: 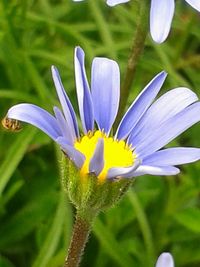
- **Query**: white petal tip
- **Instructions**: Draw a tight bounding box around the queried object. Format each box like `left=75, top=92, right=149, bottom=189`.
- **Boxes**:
left=156, top=253, right=174, bottom=267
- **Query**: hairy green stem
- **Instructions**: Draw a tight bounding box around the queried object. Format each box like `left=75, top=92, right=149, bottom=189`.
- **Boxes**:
left=116, top=0, right=149, bottom=124
left=64, top=212, right=92, bottom=267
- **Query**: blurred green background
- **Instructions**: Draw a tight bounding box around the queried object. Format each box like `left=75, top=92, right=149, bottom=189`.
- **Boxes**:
left=0, top=0, right=200, bottom=266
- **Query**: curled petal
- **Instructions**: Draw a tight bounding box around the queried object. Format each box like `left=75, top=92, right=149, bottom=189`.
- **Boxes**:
left=143, top=147, right=200, bottom=166
left=92, top=57, right=120, bottom=134
left=7, top=103, right=61, bottom=141
left=51, top=66, right=79, bottom=139
left=89, top=138, right=104, bottom=176
left=57, top=137, right=85, bottom=168
left=150, top=0, right=175, bottom=43
left=185, top=0, right=200, bottom=12
left=107, top=159, right=141, bottom=179
left=133, top=165, right=180, bottom=177
left=135, top=102, right=200, bottom=158
left=74, top=46, right=94, bottom=133
left=156, top=253, right=174, bottom=267
left=116, top=71, right=167, bottom=140
left=107, top=0, right=130, bottom=6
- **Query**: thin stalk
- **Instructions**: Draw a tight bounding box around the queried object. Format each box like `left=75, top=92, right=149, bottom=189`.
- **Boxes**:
left=128, top=190, right=155, bottom=266
left=116, top=0, right=149, bottom=124
left=64, top=212, right=92, bottom=267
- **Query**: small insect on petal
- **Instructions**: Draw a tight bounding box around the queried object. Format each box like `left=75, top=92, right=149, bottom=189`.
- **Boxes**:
left=1, top=117, right=22, bottom=132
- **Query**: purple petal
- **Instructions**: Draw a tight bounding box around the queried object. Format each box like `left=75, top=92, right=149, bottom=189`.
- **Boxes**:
left=56, top=137, right=85, bottom=168
left=116, top=71, right=167, bottom=140
left=133, top=165, right=180, bottom=177
left=150, top=0, right=175, bottom=43
left=53, top=106, right=75, bottom=145
left=143, top=147, right=200, bottom=166
left=185, top=0, right=200, bottom=12
left=107, top=159, right=141, bottom=179
left=106, top=0, right=130, bottom=6
left=128, top=87, right=198, bottom=145
left=51, top=66, right=79, bottom=139
left=135, top=102, right=200, bottom=158
left=91, top=57, right=120, bottom=134
left=7, top=103, right=61, bottom=141
left=89, top=138, right=104, bottom=176
left=156, top=253, right=174, bottom=267
left=74, top=47, right=94, bottom=133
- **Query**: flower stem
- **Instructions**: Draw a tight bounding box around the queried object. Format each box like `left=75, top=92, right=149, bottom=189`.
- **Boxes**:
left=116, top=0, right=149, bottom=124
left=64, top=212, right=93, bottom=267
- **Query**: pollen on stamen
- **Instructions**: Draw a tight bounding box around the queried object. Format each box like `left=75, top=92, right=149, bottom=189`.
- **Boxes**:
left=74, top=130, right=136, bottom=182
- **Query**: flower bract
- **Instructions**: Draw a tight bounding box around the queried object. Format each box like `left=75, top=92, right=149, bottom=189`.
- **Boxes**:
left=6, top=46, right=200, bottom=182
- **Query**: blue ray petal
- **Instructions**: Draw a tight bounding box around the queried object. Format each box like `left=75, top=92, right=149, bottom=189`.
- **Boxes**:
left=134, top=102, right=200, bottom=158
left=7, top=103, right=61, bottom=141
left=107, top=0, right=130, bottom=6
left=53, top=106, right=75, bottom=145
left=74, top=46, right=94, bottom=133
left=51, top=66, right=79, bottom=139
left=156, top=253, right=174, bottom=267
left=89, top=138, right=104, bottom=176
left=185, top=0, right=200, bottom=12
left=57, top=137, right=85, bottom=168
left=107, top=159, right=141, bottom=179
left=92, top=57, right=120, bottom=134
left=143, top=147, right=200, bottom=166
left=128, top=87, right=198, bottom=145
left=116, top=71, right=167, bottom=140
left=133, top=165, right=180, bottom=177
left=150, top=0, right=175, bottom=43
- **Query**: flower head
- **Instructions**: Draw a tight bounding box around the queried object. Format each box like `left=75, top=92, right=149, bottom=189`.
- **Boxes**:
left=156, top=253, right=174, bottom=267
left=73, top=0, right=200, bottom=43
left=6, top=47, right=200, bottom=182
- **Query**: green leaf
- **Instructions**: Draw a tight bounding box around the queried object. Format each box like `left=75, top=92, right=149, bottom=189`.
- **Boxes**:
left=93, top=218, right=133, bottom=267
left=0, top=188, right=57, bottom=248
left=32, top=192, right=66, bottom=267
left=0, top=127, right=36, bottom=195
left=174, top=207, right=200, bottom=233
left=0, top=255, right=15, bottom=267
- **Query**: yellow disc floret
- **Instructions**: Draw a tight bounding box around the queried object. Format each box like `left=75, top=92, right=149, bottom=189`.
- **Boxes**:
left=74, top=130, right=135, bottom=182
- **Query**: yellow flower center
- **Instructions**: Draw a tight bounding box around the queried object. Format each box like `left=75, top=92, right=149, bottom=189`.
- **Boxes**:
left=74, top=130, right=135, bottom=182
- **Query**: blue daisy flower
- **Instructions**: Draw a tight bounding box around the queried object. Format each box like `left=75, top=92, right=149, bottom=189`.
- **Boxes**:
left=6, top=47, right=200, bottom=181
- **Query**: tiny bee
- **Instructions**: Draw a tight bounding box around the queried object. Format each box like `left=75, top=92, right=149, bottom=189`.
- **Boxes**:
left=1, top=117, right=22, bottom=132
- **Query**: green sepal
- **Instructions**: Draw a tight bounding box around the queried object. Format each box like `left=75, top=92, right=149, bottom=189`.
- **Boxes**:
left=61, top=154, right=134, bottom=215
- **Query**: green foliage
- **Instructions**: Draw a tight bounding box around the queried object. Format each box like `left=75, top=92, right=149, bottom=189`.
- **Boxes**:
left=0, top=0, right=200, bottom=266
